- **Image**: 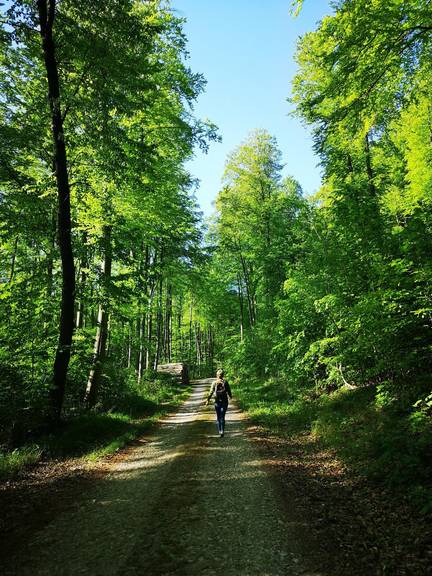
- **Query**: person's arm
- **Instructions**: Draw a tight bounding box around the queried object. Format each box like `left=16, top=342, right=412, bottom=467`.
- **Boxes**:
left=205, top=382, right=215, bottom=405
left=225, top=381, right=232, bottom=399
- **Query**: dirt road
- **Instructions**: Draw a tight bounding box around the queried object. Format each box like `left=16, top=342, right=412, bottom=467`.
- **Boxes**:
left=5, top=381, right=323, bottom=576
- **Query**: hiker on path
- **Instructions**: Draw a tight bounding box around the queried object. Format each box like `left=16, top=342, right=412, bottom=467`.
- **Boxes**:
left=205, top=369, right=232, bottom=437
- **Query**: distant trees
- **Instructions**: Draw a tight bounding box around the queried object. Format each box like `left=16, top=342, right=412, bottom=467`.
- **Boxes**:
left=211, top=0, right=432, bottom=413
left=0, top=0, right=218, bottom=441
left=2, top=0, right=431, bottom=448
left=285, top=0, right=432, bottom=401
left=212, top=130, right=306, bottom=373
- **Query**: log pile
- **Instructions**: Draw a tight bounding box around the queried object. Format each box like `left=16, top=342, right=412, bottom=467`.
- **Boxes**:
left=156, top=362, right=189, bottom=385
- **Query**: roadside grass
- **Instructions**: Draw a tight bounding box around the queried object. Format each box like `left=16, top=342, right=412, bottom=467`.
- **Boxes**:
left=0, top=445, right=42, bottom=479
left=0, top=380, right=190, bottom=481
left=235, top=376, right=432, bottom=513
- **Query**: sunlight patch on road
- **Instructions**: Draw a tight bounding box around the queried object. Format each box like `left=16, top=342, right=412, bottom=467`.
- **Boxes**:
left=113, top=447, right=187, bottom=477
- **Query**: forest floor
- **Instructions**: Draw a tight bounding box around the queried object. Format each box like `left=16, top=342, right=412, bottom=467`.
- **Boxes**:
left=1, top=380, right=431, bottom=575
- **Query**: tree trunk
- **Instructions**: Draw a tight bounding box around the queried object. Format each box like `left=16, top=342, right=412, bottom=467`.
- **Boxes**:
left=208, top=327, right=214, bottom=368
left=239, top=253, right=255, bottom=325
left=188, top=299, right=193, bottom=364
left=195, top=322, right=201, bottom=369
left=163, top=283, right=172, bottom=362
left=135, top=244, right=149, bottom=375
left=137, top=314, right=145, bottom=382
left=84, top=225, right=112, bottom=408
left=167, top=286, right=173, bottom=362
left=153, top=272, right=164, bottom=371
left=145, top=305, right=153, bottom=370
left=127, top=321, right=133, bottom=369
left=76, top=232, right=88, bottom=329
left=237, top=273, right=245, bottom=341
left=136, top=316, right=142, bottom=374
left=38, top=0, right=75, bottom=422
left=177, top=295, right=183, bottom=361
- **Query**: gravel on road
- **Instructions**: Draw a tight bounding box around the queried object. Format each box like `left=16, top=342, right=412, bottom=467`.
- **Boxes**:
left=4, top=380, right=325, bottom=576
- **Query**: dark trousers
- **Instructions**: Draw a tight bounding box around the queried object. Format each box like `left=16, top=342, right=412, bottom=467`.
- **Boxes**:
left=214, top=402, right=228, bottom=433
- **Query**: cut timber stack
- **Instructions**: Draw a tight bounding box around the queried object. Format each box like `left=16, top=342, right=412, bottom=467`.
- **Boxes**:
left=156, top=363, right=189, bottom=385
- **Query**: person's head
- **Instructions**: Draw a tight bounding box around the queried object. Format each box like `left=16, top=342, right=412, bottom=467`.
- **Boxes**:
left=216, top=369, right=224, bottom=379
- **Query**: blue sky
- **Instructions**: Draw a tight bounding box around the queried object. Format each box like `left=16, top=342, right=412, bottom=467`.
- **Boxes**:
left=172, top=0, right=332, bottom=216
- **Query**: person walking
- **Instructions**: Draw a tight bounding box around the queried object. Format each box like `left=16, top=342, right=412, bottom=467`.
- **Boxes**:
left=206, top=369, right=232, bottom=437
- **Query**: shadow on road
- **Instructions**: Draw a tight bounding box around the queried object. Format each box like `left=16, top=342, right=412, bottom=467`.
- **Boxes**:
left=5, top=382, right=327, bottom=576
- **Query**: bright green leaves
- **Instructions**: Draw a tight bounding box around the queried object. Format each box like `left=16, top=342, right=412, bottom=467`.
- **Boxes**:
left=292, top=0, right=432, bottom=153
left=0, top=0, right=218, bottom=435
left=287, top=0, right=432, bottom=399
left=211, top=130, right=307, bottom=374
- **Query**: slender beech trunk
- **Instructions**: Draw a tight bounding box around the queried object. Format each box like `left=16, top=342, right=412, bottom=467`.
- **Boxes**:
left=120, top=322, right=126, bottom=367
left=195, top=322, right=201, bottom=369
left=167, top=285, right=173, bottom=362
left=163, top=283, right=172, bottom=361
left=106, top=316, right=112, bottom=356
left=177, top=295, right=183, bottom=361
left=209, top=327, right=214, bottom=368
left=38, top=0, right=75, bottom=422
left=144, top=248, right=158, bottom=370
left=85, top=225, right=112, bottom=408
left=188, top=299, right=193, bottom=364
left=237, top=273, right=244, bottom=341
left=145, top=270, right=156, bottom=370
left=162, top=282, right=168, bottom=360
left=75, top=269, right=85, bottom=329
left=137, top=315, right=145, bottom=382
left=145, top=302, right=153, bottom=370
left=136, top=316, right=142, bottom=374
left=90, top=284, right=96, bottom=327
left=239, top=253, right=255, bottom=325
left=203, top=328, right=208, bottom=368
left=135, top=244, right=148, bottom=377
left=153, top=274, right=163, bottom=370
left=76, top=232, right=88, bottom=329
left=127, top=322, right=133, bottom=369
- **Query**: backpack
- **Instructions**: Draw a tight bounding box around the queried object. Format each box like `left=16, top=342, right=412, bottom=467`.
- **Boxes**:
left=215, top=379, right=227, bottom=402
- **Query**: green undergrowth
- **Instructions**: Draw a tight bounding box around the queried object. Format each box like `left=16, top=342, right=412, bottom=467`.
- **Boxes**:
left=235, top=376, right=432, bottom=513
left=0, top=379, right=190, bottom=481
left=0, top=445, right=43, bottom=479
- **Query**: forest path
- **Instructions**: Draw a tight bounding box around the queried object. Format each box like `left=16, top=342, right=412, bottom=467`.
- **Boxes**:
left=5, top=381, right=322, bottom=576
